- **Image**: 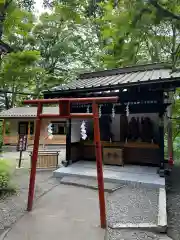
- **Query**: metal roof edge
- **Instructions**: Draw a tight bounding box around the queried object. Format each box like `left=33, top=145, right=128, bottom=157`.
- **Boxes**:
left=0, top=116, right=36, bottom=119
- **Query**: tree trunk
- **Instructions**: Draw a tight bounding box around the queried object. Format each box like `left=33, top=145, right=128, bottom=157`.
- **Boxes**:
left=4, top=92, right=10, bottom=109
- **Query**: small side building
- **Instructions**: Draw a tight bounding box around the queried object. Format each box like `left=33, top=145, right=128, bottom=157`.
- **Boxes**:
left=0, top=107, right=66, bottom=147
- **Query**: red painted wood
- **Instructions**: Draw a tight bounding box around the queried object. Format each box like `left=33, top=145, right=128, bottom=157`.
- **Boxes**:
left=27, top=103, right=42, bottom=211
left=59, top=100, right=70, bottom=117
left=39, top=113, right=94, bottom=119
left=39, top=114, right=69, bottom=119
left=92, top=102, right=106, bottom=229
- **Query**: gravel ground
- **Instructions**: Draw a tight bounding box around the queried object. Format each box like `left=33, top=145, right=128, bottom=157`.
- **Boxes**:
left=0, top=168, right=59, bottom=233
left=106, top=228, right=172, bottom=240
left=166, top=164, right=180, bottom=240
left=107, top=184, right=159, bottom=226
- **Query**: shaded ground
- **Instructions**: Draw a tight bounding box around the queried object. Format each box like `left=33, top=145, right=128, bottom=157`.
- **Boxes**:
left=3, top=185, right=105, bottom=240
left=0, top=146, right=66, bottom=237
left=0, top=146, right=175, bottom=240
left=166, top=164, right=180, bottom=240
left=0, top=168, right=59, bottom=233
left=0, top=175, right=168, bottom=240
left=0, top=167, right=170, bottom=240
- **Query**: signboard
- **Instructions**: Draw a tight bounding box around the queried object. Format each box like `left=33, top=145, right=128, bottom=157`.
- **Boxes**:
left=17, top=135, right=27, bottom=168
left=17, top=134, right=27, bottom=152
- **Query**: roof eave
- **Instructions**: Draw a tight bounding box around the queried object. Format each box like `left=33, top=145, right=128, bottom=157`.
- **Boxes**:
left=43, top=77, right=180, bottom=96
left=0, top=116, right=36, bottom=119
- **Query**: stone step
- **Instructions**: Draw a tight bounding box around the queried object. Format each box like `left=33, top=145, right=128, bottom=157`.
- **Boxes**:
left=53, top=163, right=165, bottom=188
left=60, top=175, right=123, bottom=193
left=108, top=223, right=166, bottom=234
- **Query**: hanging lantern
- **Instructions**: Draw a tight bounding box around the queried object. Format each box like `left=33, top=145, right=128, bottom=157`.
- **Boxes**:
left=80, top=120, right=87, bottom=140
left=99, top=105, right=102, bottom=118
left=112, top=104, right=115, bottom=118
left=126, top=103, right=129, bottom=117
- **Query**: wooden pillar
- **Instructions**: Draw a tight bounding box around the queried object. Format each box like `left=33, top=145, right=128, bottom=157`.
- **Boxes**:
left=27, top=103, right=42, bottom=211
left=92, top=102, right=106, bottom=229
left=167, top=104, right=173, bottom=160
left=158, top=91, right=165, bottom=171
left=159, top=113, right=164, bottom=169
left=65, top=119, right=71, bottom=166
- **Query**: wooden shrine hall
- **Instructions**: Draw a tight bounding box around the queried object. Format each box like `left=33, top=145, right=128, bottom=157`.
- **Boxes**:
left=43, top=63, right=180, bottom=175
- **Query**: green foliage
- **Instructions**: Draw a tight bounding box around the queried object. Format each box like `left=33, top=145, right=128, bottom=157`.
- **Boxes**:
left=0, top=159, right=15, bottom=194
left=0, top=50, right=41, bottom=109
left=30, top=3, right=102, bottom=91
left=0, top=122, right=3, bottom=150
left=171, top=89, right=180, bottom=157
left=96, top=0, right=180, bottom=68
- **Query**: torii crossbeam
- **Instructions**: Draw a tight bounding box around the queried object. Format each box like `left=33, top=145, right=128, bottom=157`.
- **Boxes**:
left=24, top=96, right=118, bottom=229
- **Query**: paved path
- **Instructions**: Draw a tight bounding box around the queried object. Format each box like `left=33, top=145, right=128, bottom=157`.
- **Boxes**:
left=0, top=169, right=59, bottom=231
left=3, top=185, right=105, bottom=240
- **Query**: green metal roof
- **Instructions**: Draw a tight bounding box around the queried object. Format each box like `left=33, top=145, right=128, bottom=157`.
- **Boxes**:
left=45, top=63, right=180, bottom=94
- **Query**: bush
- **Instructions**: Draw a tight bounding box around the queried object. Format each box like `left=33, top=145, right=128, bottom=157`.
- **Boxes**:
left=0, top=122, right=3, bottom=152
left=0, top=160, right=15, bottom=195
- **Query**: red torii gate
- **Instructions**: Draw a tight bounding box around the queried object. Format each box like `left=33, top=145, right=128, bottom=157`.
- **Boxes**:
left=24, top=96, right=118, bottom=229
